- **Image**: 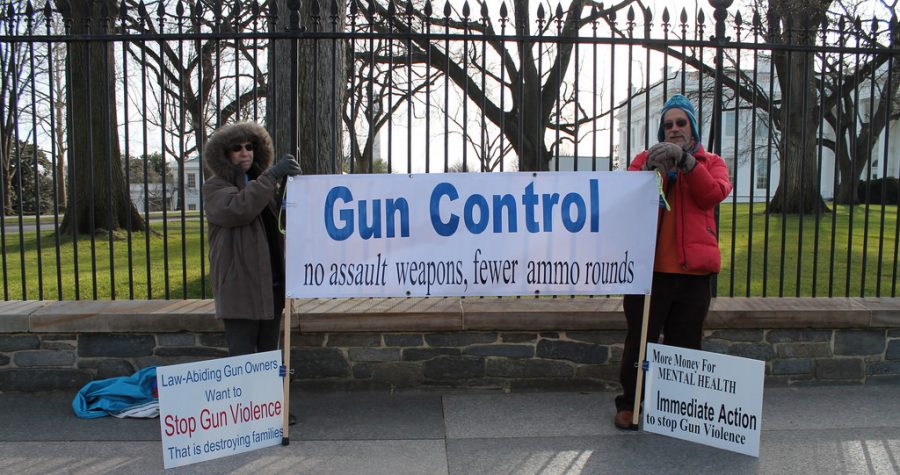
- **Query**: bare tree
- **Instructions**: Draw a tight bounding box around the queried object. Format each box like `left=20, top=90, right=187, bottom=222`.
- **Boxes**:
left=0, top=5, right=35, bottom=214
left=121, top=0, right=269, bottom=210
left=342, top=32, right=439, bottom=173
left=633, top=0, right=897, bottom=212
left=821, top=4, right=900, bottom=204
left=355, top=0, right=635, bottom=172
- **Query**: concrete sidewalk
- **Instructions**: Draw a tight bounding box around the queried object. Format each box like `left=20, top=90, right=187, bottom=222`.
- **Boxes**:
left=0, top=385, right=898, bottom=474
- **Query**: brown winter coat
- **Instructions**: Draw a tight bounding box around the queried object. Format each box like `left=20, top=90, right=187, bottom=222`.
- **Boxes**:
left=202, top=121, right=284, bottom=320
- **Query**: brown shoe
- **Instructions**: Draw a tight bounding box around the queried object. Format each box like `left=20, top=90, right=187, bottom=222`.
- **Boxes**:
left=614, top=409, right=638, bottom=430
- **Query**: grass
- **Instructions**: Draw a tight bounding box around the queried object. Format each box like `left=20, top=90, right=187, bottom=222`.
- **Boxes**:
left=0, top=203, right=896, bottom=300
left=0, top=219, right=212, bottom=300
left=717, top=202, right=898, bottom=298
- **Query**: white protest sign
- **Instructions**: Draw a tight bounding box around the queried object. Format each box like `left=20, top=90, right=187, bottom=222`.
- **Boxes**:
left=284, top=171, right=659, bottom=297
left=157, top=350, right=284, bottom=469
left=642, top=343, right=765, bottom=457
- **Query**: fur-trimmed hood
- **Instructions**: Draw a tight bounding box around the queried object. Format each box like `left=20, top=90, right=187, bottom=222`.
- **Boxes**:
left=203, top=121, right=274, bottom=185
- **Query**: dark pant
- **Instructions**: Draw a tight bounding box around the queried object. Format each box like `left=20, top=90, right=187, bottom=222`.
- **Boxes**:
left=615, top=272, right=712, bottom=411
left=223, top=314, right=282, bottom=356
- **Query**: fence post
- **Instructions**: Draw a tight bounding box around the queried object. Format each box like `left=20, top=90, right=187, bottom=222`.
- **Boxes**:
left=709, top=0, right=732, bottom=298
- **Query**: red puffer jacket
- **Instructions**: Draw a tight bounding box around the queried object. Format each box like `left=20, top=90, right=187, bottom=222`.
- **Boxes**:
left=628, top=144, right=732, bottom=274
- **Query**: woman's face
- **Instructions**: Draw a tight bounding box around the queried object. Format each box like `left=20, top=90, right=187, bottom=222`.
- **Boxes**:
left=228, top=141, right=254, bottom=173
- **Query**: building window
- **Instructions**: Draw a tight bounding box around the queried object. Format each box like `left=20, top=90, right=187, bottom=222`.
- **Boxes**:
left=188, top=204, right=197, bottom=211
left=756, top=157, right=768, bottom=189
left=724, top=111, right=736, bottom=137
left=726, top=156, right=735, bottom=185
left=187, top=173, right=196, bottom=189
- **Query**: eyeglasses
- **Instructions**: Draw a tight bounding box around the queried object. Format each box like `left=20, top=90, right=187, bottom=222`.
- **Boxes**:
left=229, top=142, right=254, bottom=153
left=663, top=118, right=689, bottom=130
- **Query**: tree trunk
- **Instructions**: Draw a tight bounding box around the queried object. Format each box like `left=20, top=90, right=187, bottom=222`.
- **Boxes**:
left=269, top=0, right=346, bottom=175
left=57, top=0, right=143, bottom=234
left=833, top=145, right=858, bottom=204
left=766, top=0, right=829, bottom=215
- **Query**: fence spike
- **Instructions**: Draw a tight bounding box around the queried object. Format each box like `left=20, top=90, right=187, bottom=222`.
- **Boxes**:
left=735, top=10, right=742, bottom=29
left=752, top=9, right=760, bottom=30
left=680, top=7, right=687, bottom=25
left=232, top=0, right=241, bottom=28
left=423, top=0, right=431, bottom=17
left=443, top=1, right=451, bottom=20
left=286, top=0, right=300, bottom=30
left=500, top=2, right=507, bottom=20
left=119, top=0, right=128, bottom=25
left=43, top=1, right=53, bottom=28
left=157, top=0, right=165, bottom=24
left=25, top=1, right=34, bottom=23
left=556, top=3, right=564, bottom=22
left=626, top=5, right=633, bottom=23
left=190, top=0, right=199, bottom=20
left=662, top=7, right=669, bottom=25
left=349, top=0, right=357, bottom=16
left=481, top=1, right=488, bottom=21
left=697, top=8, right=705, bottom=27
left=800, top=12, right=811, bottom=33
left=462, top=1, right=470, bottom=19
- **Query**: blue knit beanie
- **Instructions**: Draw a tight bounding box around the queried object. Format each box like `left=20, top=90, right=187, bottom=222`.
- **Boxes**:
left=657, top=94, right=701, bottom=145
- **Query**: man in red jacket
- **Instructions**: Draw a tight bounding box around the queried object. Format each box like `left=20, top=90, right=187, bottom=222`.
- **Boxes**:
left=614, top=94, right=733, bottom=430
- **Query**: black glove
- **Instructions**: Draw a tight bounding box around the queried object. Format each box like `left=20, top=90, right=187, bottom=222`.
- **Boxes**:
left=265, top=155, right=302, bottom=180
left=644, top=142, right=680, bottom=173
left=677, top=151, right=697, bottom=173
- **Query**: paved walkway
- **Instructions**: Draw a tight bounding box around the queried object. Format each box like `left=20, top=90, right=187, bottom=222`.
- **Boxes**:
left=1, top=385, right=898, bottom=474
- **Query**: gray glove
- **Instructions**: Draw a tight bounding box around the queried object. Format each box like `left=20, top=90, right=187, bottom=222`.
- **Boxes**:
left=677, top=151, right=696, bottom=173
left=644, top=142, right=681, bottom=173
left=265, top=155, right=302, bottom=180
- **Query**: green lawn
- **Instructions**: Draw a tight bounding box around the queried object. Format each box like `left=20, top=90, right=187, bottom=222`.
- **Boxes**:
left=0, top=203, right=896, bottom=300
left=717, top=202, right=898, bottom=298
left=0, top=219, right=212, bottom=300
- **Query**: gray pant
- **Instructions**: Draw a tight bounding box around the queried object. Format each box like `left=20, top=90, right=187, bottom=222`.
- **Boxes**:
left=223, top=315, right=282, bottom=356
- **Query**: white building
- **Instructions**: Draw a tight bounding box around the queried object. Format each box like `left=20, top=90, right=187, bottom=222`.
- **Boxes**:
left=548, top=155, right=614, bottom=172
left=182, top=158, right=202, bottom=211
left=128, top=157, right=202, bottom=212
left=615, top=67, right=900, bottom=202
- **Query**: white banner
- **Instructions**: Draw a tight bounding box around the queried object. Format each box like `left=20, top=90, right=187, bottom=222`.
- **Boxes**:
left=157, top=351, right=284, bottom=469
left=643, top=343, right=765, bottom=457
left=285, top=172, right=658, bottom=297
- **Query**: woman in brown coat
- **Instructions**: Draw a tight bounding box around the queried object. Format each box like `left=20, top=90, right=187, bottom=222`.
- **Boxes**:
left=202, top=121, right=301, bottom=355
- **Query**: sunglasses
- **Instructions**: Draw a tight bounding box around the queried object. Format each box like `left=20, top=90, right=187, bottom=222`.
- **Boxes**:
left=229, top=142, right=254, bottom=153
left=663, top=118, right=689, bottom=130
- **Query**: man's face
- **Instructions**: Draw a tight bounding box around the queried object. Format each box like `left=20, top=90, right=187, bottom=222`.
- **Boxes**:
left=662, top=108, right=694, bottom=149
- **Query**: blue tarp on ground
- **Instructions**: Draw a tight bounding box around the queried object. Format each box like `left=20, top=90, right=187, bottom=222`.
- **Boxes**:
left=72, top=366, right=159, bottom=419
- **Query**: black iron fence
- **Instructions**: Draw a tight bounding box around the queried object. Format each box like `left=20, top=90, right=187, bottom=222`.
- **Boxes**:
left=0, top=0, right=897, bottom=300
